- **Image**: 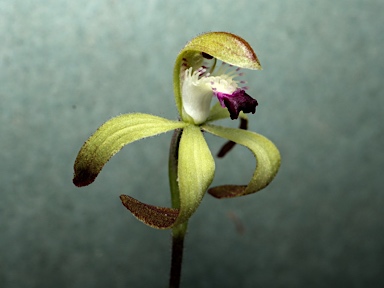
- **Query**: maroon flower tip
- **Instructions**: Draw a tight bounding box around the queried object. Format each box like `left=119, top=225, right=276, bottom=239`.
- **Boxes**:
left=202, top=52, right=213, bottom=59
left=217, top=89, right=258, bottom=120
left=73, top=169, right=97, bottom=187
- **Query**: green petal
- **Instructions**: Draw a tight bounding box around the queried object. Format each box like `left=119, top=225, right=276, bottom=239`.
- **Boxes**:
left=202, top=124, right=280, bottom=198
left=73, top=113, right=187, bottom=187
left=120, top=125, right=215, bottom=229
left=176, top=125, right=215, bottom=224
left=173, top=32, right=262, bottom=117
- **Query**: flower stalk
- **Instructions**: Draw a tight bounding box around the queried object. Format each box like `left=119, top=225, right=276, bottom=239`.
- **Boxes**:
left=168, top=129, right=186, bottom=287
left=170, top=222, right=188, bottom=288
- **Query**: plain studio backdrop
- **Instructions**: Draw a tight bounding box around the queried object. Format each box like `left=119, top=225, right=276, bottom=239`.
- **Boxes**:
left=1, top=0, right=383, bottom=287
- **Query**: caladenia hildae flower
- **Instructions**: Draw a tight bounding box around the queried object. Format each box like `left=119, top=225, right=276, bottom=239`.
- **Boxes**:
left=73, top=32, right=281, bottom=287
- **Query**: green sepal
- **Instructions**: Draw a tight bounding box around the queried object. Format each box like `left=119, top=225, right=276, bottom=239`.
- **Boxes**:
left=175, top=124, right=215, bottom=224
left=73, top=113, right=187, bottom=187
left=173, top=32, right=262, bottom=117
left=120, top=125, right=215, bottom=229
left=202, top=124, right=280, bottom=198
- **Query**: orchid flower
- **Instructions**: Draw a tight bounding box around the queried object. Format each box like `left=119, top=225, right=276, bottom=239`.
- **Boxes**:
left=73, top=32, right=281, bottom=230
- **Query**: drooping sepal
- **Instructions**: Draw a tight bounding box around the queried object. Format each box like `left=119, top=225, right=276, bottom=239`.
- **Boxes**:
left=202, top=124, right=280, bottom=198
left=73, top=113, right=187, bottom=187
left=176, top=125, right=215, bottom=224
left=119, top=125, right=215, bottom=229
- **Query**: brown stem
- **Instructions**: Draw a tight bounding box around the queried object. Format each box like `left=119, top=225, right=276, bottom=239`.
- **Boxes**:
left=168, top=129, right=188, bottom=288
left=169, top=223, right=188, bottom=288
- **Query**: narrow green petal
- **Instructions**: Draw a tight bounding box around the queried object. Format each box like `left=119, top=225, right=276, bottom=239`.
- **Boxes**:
left=73, top=113, right=187, bottom=187
left=175, top=125, right=215, bottom=225
left=202, top=124, right=280, bottom=198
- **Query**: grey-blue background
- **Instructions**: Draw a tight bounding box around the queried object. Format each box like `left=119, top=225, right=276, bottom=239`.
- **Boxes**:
left=1, top=0, right=383, bottom=287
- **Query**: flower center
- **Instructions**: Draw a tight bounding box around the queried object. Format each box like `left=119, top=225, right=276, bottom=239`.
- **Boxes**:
left=181, top=58, right=258, bottom=123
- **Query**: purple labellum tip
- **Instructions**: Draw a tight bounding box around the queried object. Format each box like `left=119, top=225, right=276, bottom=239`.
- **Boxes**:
left=217, top=89, right=258, bottom=120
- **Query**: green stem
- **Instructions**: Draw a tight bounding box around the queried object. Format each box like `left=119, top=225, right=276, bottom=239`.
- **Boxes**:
left=168, top=128, right=188, bottom=288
